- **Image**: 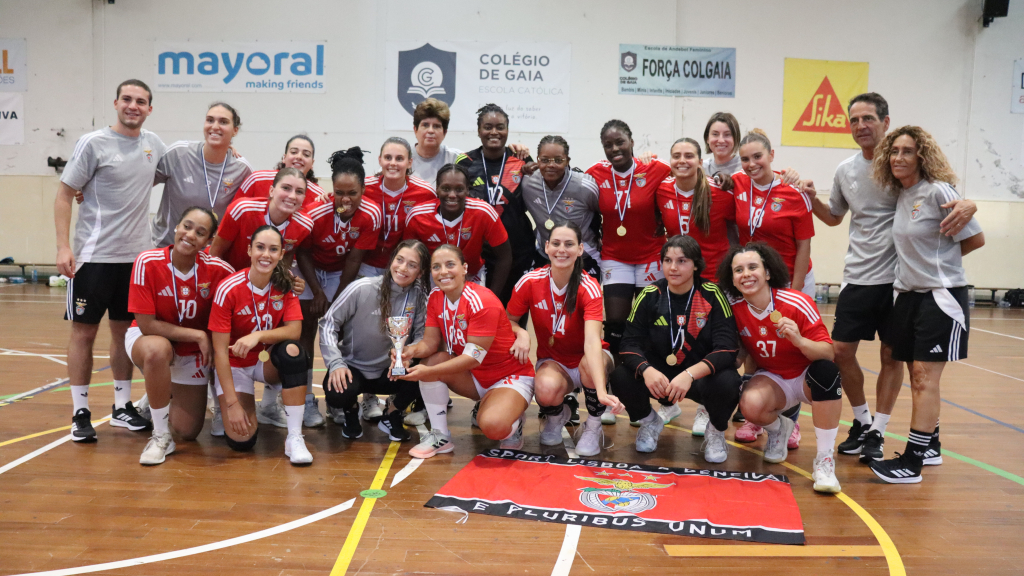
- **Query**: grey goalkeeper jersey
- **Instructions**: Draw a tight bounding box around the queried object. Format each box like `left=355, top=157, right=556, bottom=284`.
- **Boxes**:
left=828, top=153, right=898, bottom=285
left=519, top=168, right=601, bottom=259
left=61, top=127, right=166, bottom=263
left=319, top=276, right=427, bottom=379
left=152, top=141, right=253, bottom=247
left=892, top=180, right=982, bottom=292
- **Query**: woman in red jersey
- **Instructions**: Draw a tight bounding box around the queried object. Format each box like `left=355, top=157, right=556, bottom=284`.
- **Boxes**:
left=507, top=222, right=620, bottom=457
left=236, top=135, right=325, bottom=209
left=129, top=207, right=235, bottom=465
left=718, top=242, right=842, bottom=494
left=396, top=245, right=534, bottom=459
left=586, top=119, right=671, bottom=355
left=209, top=226, right=311, bottom=465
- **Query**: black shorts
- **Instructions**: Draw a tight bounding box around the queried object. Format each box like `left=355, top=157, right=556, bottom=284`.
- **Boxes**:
left=832, top=283, right=894, bottom=342
left=883, top=288, right=969, bottom=363
left=64, top=262, right=134, bottom=324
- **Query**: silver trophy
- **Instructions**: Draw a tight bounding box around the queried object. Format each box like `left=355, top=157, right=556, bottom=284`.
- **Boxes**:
left=387, top=316, right=412, bottom=376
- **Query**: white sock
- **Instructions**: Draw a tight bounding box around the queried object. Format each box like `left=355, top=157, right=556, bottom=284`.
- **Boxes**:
left=284, top=404, right=303, bottom=436
left=852, top=403, right=872, bottom=426
left=815, top=427, right=838, bottom=455
left=152, top=405, right=170, bottom=435
left=262, top=384, right=281, bottom=407
left=503, top=418, right=522, bottom=440
left=71, top=385, right=90, bottom=413
left=306, top=370, right=314, bottom=394
left=113, top=380, right=132, bottom=409
left=419, top=381, right=450, bottom=436
left=869, top=412, right=891, bottom=435
left=764, top=417, right=783, bottom=434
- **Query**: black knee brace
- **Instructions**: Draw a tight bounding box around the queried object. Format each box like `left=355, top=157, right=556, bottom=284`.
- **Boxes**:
left=806, top=359, right=842, bottom=402
left=271, top=340, right=308, bottom=389
left=226, top=428, right=258, bottom=451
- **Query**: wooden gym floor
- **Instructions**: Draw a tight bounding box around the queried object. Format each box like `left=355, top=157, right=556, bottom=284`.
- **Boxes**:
left=0, top=283, right=1022, bottom=575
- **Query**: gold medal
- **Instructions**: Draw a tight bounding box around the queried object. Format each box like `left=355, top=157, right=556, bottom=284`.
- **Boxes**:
left=769, top=311, right=783, bottom=323
left=544, top=218, right=554, bottom=230
left=616, top=225, right=627, bottom=237
left=258, top=349, right=270, bottom=363
left=666, top=354, right=677, bottom=366
left=548, top=336, right=555, bottom=346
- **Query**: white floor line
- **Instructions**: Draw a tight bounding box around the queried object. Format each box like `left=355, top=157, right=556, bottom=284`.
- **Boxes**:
left=971, top=327, right=1024, bottom=342
left=957, top=361, right=1024, bottom=383
left=0, top=349, right=68, bottom=366
left=550, top=426, right=581, bottom=576
left=0, top=417, right=109, bottom=475
left=8, top=498, right=357, bottom=576
left=390, top=457, right=423, bottom=488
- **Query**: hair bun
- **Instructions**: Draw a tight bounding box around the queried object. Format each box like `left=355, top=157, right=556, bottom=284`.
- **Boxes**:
left=750, top=128, right=768, bottom=137
left=328, top=146, right=365, bottom=172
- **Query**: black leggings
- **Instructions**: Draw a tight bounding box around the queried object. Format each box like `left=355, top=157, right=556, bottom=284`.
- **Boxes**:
left=323, top=367, right=418, bottom=413
left=610, top=365, right=741, bottom=432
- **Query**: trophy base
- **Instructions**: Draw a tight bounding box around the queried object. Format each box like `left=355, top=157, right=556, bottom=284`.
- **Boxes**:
left=391, top=366, right=407, bottom=377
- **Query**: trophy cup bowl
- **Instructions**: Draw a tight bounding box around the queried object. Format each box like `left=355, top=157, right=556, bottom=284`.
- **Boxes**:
left=387, top=316, right=412, bottom=376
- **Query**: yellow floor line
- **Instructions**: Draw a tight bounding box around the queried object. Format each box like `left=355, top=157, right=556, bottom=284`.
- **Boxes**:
left=329, top=441, right=400, bottom=575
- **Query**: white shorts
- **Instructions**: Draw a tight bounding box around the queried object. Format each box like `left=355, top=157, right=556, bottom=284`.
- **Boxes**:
left=125, top=326, right=210, bottom=386
left=600, top=258, right=663, bottom=287
left=295, top=268, right=343, bottom=302
left=799, top=269, right=815, bottom=299
left=536, top=350, right=614, bottom=391
left=754, top=367, right=810, bottom=409
left=213, top=362, right=267, bottom=397
left=358, top=263, right=385, bottom=278
left=473, top=373, right=535, bottom=404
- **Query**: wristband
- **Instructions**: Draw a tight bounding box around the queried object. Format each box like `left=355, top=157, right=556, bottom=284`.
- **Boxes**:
left=463, top=343, right=488, bottom=364
left=684, top=369, right=696, bottom=381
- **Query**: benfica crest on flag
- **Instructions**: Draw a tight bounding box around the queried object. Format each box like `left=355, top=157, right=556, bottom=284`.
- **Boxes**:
left=426, top=450, right=805, bottom=544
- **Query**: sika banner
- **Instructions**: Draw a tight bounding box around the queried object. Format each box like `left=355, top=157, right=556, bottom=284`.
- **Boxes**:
left=385, top=42, right=571, bottom=132
left=425, top=450, right=805, bottom=545
left=153, top=42, right=326, bottom=93
left=781, top=58, right=868, bottom=149
left=618, top=44, right=736, bottom=98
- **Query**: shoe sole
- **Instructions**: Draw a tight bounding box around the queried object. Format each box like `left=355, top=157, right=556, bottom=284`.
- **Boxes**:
left=409, top=444, right=454, bottom=458
left=256, top=416, right=287, bottom=428
left=838, top=445, right=863, bottom=455
left=734, top=433, right=762, bottom=443
left=813, top=481, right=842, bottom=493
left=859, top=453, right=883, bottom=464
left=763, top=421, right=794, bottom=463
left=660, top=411, right=681, bottom=425
left=692, top=426, right=706, bottom=437
left=71, top=433, right=97, bottom=443
left=923, top=456, right=943, bottom=466
left=140, top=442, right=175, bottom=466
left=342, top=430, right=364, bottom=439
left=286, top=454, right=313, bottom=466
left=869, top=467, right=922, bottom=484
left=704, top=453, right=727, bottom=464
left=303, top=417, right=325, bottom=427
left=109, top=420, right=151, bottom=431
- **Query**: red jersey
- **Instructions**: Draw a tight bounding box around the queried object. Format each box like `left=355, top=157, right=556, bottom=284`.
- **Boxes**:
left=586, top=157, right=671, bottom=264
left=425, top=283, right=534, bottom=387
left=236, top=169, right=324, bottom=209
left=731, top=173, right=815, bottom=278
left=731, top=288, right=831, bottom=379
left=656, top=177, right=736, bottom=282
left=403, top=198, right=508, bottom=276
left=129, top=247, right=235, bottom=355
left=216, top=198, right=315, bottom=271
left=208, top=269, right=303, bottom=367
left=301, top=199, right=382, bottom=272
left=507, top=267, right=605, bottom=368
left=361, top=175, right=437, bottom=268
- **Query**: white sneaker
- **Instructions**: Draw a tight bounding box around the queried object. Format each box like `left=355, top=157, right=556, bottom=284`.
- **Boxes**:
left=360, top=394, right=384, bottom=422
left=139, top=431, right=175, bottom=465
left=763, top=417, right=796, bottom=464
left=692, top=406, right=709, bottom=437
left=303, top=394, right=325, bottom=427
left=658, top=402, right=682, bottom=424
left=540, top=405, right=571, bottom=446
left=409, top=429, right=454, bottom=458
left=256, top=398, right=287, bottom=428
left=702, top=422, right=728, bottom=463
left=211, top=404, right=225, bottom=437
left=327, top=405, right=345, bottom=425
left=812, top=452, right=841, bottom=493
left=136, top=393, right=152, bottom=422
left=285, top=433, right=313, bottom=465
left=404, top=408, right=427, bottom=426
left=600, top=410, right=616, bottom=425
left=499, top=419, right=525, bottom=450
left=575, top=417, right=603, bottom=457
left=635, top=411, right=664, bottom=453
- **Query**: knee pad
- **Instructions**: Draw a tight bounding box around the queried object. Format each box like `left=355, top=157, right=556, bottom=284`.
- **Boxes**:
left=271, top=340, right=308, bottom=389
left=807, top=359, right=842, bottom=402
left=226, top=428, right=258, bottom=452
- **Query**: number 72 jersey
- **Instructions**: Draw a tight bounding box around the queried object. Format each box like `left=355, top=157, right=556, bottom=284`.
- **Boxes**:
left=731, top=288, right=831, bottom=379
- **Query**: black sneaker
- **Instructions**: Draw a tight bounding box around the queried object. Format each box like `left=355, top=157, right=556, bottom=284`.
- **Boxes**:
left=732, top=406, right=746, bottom=423
left=838, top=420, right=869, bottom=455
left=922, top=439, right=942, bottom=466
left=378, top=410, right=411, bottom=442
left=858, top=429, right=884, bottom=463
left=71, top=408, right=97, bottom=442
left=110, top=401, right=153, bottom=431
left=447, top=398, right=454, bottom=411
left=869, top=452, right=922, bottom=484
left=471, top=401, right=480, bottom=428
left=565, top=394, right=580, bottom=426
left=342, top=408, right=363, bottom=439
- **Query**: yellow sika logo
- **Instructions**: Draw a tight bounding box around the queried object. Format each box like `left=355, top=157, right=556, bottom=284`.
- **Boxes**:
left=781, top=58, right=868, bottom=150
left=792, top=77, right=849, bottom=134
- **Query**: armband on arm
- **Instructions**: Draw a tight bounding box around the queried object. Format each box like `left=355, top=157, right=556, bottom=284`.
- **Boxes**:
left=462, top=343, right=488, bottom=364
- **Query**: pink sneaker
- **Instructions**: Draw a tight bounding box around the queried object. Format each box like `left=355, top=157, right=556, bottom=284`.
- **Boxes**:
left=734, top=421, right=763, bottom=443
left=788, top=422, right=801, bottom=449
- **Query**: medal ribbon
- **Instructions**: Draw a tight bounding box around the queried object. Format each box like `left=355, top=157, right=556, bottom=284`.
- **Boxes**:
left=482, top=151, right=507, bottom=206
left=612, top=164, right=635, bottom=225
left=442, top=297, right=460, bottom=355
left=548, top=271, right=567, bottom=343
left=201, top=143, right=229, bottom=208
left=248, top=272, right=273, bottom=333
left=168, top=250, right=199, bottom=325
left=382, top=184, right=407, bottom=240
left=673, top=184, right=694, bottom=234
left=746, top=178, right=777, bottom=237
left=667, top=286, right=696, bottom=357
left=542, top=169, right=572, bottom=221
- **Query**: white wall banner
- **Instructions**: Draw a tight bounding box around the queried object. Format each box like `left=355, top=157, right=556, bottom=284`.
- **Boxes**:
left=1012, top=59, right=1024, bottom=114
left=0, top=92, right=24, bottom=145
left=0, top=39, right=27, bottom=92
left=385, top=42, right=571, bottom=133
left=153, top=42, right=325, bottom=93
left=618, top=44, right=735, bottom=98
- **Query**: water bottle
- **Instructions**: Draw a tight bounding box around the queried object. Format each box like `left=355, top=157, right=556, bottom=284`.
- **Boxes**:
left=968, top=286, right=975, bottom=308
left=31, top=269, right=37, bottom=284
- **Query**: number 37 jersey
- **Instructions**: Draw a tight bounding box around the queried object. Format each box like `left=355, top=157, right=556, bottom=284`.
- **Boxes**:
left=731, top=288, right=831, bottom=379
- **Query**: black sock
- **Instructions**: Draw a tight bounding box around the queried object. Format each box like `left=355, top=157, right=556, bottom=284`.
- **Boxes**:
left=905, top=428, right=931, bottom=466
left=657, top=397, right=674, bottom=407
left=781, top=404, right=800, bottom=421
left=604, top=321, right=624, bottom=356
left=582, top=387, right=605, bottom=417
left=539, top=402, right=565, bottom=417
left=932, top=422, right=940, bottom=441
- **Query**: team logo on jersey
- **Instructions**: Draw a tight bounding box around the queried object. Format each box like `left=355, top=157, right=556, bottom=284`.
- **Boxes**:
left=682, top=202, right=690, bottom=212
left=403, top=200, right=416, bottom=214
left=388, top=203, right=398, bottom=212
left=771, top=197, right=784, bottom=212
left=754, top=196, right=764, bottom=206
left=349, top=227, right=360, bottom=239
left=75, top=298, right=87, bottom=316
left=911, top=203, right=922, bottom=220
left=676, top=315, right=685, bottom=326
left=759, top=326, right=768, bottom=336
left=180, top=286, right=190, bottom=297
left=258, top=301, right=266, bottom=311
left=695, top=312, right=707, bottom=328
left=620, top=51, right=638, bottom=73
left=199, top=283, right=211, bottom=299
left=635, top=173, right=646, bottom=187
left=576, top=474, right=673, bottom=514
left=144, top=149, right=153, bottom=162
left=460, top=227, right=472, bottom=241
left=511, top=169, right=522, bottom=184
left=563, top=198, right=576, bottom=212
left=270, top=294, right=284, bottom=311
left=397, top=44, right=457, bottom=116
left=605, top=269, right=612, bottom=280
left=456, top=314, right=467, bottom=330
